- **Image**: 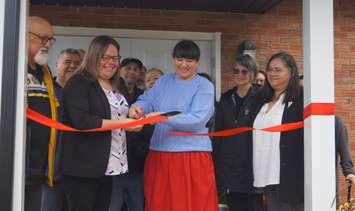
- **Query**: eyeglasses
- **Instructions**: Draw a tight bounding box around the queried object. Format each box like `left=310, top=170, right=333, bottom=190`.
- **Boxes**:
left=29, top=32, right=56, bottom=46
left=233, top=68, right=249, bottom=75
left=266, top=68, right=284, bottom=74
left=101, top=55, right=121, bottom=64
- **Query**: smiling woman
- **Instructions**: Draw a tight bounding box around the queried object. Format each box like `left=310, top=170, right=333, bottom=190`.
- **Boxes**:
left=214, top=54, right=262, bottom=211
left=129, top=40, right=218, bottom=211
left=252, top=52, right=303, bottom=210
left=60, top=35, right=142, bottom=211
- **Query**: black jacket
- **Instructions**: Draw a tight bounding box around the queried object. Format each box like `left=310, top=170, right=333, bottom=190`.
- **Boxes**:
left=254, top=88, right=304, bottom=204
left=60, top=73, right=111, bottom=178
left=214, top=85, right=260, bottom=194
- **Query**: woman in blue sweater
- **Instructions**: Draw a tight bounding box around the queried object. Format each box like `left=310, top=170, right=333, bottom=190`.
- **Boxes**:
left=129, top=40, right=218, bottom=211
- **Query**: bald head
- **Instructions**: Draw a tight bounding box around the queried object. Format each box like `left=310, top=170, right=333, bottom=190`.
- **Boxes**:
left=28, top=16, right=53, bottom=35
left=27, top=16, right=54, bottom=68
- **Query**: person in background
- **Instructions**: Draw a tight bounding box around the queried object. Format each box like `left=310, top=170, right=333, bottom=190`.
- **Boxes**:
left=144, top=68, right=164, bottom=90
left=252, top=52, right=304, bottom=210
left=110, top=58, right=146, bottom=211
left=60, top=35, right=142, bottom=211
left=298, top=75, right=355, bottom=200
left=78, top=49, right=86, bottom=62
left=254, top=70, right=267, bottom=87
left=55, top=48, right=82, bottom=90
left=119, top=67, right=164, bottom=210
left=197, top=72, right=215, bottom=131
left=41, top=48, right=81, bottom=211
left=198, top=72, right=213, bottom=82
left=214, top=54, right=262, bottom=211
left=119, top=58, right=144, bottom=104
left=129, top=40, right=218, bottom=211
left=26, top=16, right=57, bottom=211
left=335, top=116, right=355, bottom=205
left=298, top=75, right=303, bottom=86
left=137, top=65, right=147, bottom=90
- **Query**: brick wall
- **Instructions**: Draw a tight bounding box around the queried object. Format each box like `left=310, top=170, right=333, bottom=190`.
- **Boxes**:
left=30, top=0, right=355, bottom=203
left=334, top=0, right=355, bottom=203
left=29, top=0, right=303, bottom=91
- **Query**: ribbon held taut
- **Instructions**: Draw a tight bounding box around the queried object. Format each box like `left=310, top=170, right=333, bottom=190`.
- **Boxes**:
left=26, top=108, right=168, bottom=132
left=26, top=102, right=335, bottom=137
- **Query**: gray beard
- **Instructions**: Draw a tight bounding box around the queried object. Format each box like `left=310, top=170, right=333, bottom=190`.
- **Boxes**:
left=34, top=50, right=49, bottom=66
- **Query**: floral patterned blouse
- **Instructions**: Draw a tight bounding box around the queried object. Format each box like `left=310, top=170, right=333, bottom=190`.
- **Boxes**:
left=103, top=89, right=129, bottom=176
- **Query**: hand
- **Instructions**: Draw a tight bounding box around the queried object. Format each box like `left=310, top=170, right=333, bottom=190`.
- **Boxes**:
left=346, top=174, right=355, bottom=185
left=122, top=118, right=143, bottom=132
left=126, top=125, right=143, bottom=132
left=129, top=105, right=144, bottom=119
left=145, top=112, right=161, bottom=125
left=146, top=112, right=161, bottom=118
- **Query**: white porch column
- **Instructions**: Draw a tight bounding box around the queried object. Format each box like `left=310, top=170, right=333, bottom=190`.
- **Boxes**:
left=303, top=0, right=335, bottom=211
left=12, top=0, right=28, bottom=210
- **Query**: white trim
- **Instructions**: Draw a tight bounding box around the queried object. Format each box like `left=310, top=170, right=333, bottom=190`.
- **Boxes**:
left=214, top=32, right=222, bottom=101
left=12, top=0, right=28, bottom=210
left=0, top=0, right=5, bottom=116
left=303, top=0, right=335, bottom=210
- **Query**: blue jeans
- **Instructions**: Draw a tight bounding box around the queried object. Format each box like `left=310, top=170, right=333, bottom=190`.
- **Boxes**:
left=109, top=174, right=144, bottom=211
left=41, top=180, right=67, bottom=211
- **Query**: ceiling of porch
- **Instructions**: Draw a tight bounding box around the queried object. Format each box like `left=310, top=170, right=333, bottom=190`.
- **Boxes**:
left=29, top=0, right=283, bottom=13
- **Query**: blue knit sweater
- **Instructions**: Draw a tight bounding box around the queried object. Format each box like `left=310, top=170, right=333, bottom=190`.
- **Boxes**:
left=134, top=73, right=214, bottom=152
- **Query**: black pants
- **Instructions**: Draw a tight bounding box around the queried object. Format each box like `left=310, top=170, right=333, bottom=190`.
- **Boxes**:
left=63, top=175, right=112, bottom=211
left=25, top=181, right=43, bottom=211
left=227, top=192, right=263, bottom=211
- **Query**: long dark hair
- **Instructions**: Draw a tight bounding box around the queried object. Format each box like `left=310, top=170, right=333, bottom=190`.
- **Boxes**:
left=78, top=35, right=123, bottom=92
left=264, top=52, right=301, bottom=103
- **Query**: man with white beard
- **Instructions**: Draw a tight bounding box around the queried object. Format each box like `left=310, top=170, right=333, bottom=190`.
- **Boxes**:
left=26, top=16, right=57, bottom=211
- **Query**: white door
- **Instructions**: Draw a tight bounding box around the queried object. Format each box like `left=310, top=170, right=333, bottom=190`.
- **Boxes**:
left=49, top=36, right=212, bottom=75
left=49, top=26, right=221, bottom=99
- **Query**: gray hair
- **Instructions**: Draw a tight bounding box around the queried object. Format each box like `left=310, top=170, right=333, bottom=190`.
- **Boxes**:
left=235, top=54, right=258, bottom=79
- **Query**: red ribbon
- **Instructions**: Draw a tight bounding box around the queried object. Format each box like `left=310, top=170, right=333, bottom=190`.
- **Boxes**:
left=303, top=103, right=335, bottom=119
left=167, top=122, right=304, bottom=136
left=26, top=108, right=167, bottom=132
left=26, top=102, right=335, bottom=137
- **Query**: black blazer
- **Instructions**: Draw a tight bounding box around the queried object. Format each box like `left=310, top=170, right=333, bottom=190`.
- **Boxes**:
left=253, top=88, right=304, bottom=204
left=214, top=85, right=260, bottom=194
left=60, top=73, right=112, bottom=178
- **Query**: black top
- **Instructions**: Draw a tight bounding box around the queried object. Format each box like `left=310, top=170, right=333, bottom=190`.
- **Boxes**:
left=124, top=86, right=150, bottom=174
left=214, top=85, right=260, bottom=194
left=233, top=92, right=246, bottom=120
left=60, top=73, right=111, bottom=178
left=126, top=86, right=144, bottom=106
left=26, top=65, right=52, bottom=182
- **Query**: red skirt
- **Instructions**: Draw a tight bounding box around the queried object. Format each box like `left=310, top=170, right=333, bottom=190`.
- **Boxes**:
left=144, top=151, right=218, bottom=211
